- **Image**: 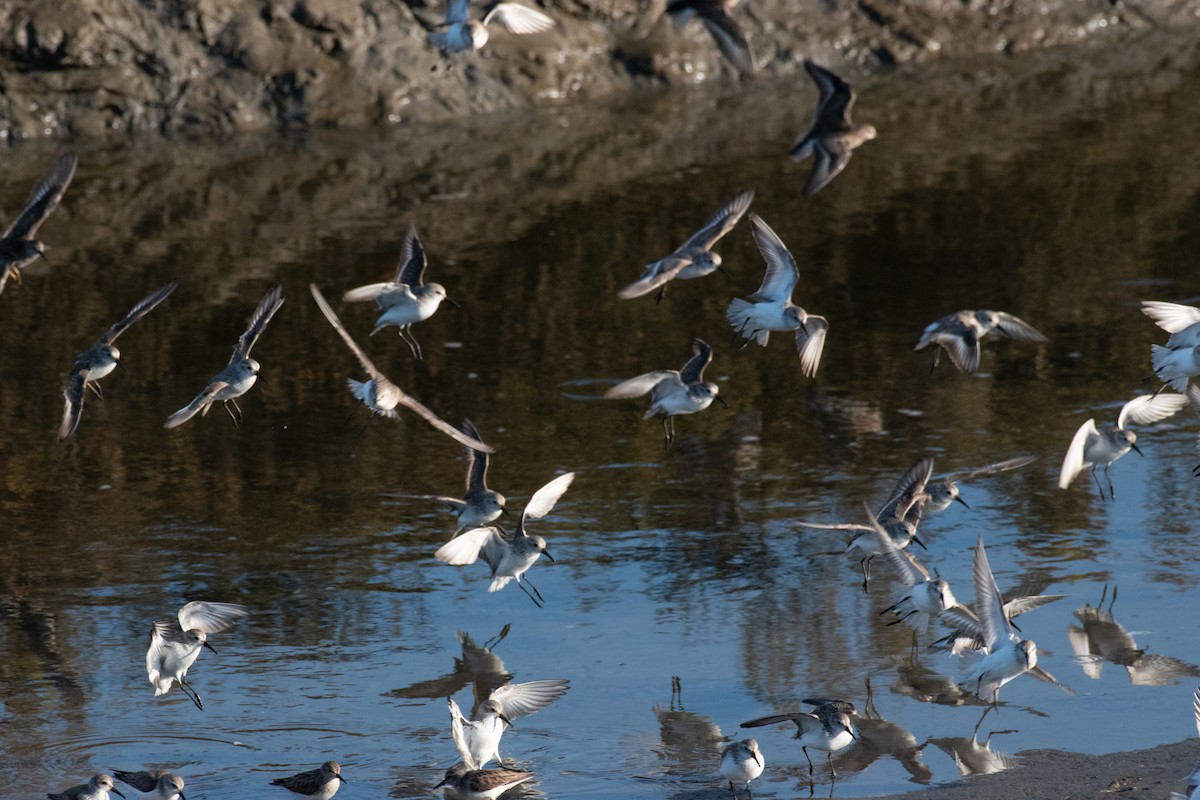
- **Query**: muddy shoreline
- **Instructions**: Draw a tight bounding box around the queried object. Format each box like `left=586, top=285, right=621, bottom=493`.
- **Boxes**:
left=2, top=0, right=1199, bottom=139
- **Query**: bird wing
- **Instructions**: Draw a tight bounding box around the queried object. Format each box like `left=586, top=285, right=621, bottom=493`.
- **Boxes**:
left=3, top=151, right=78, bottom=240
left=447, top=697, right=479, bottom=769
left=489, top=678, right=571, bottom=719
left=271, top=767, right=324, bottom=793
left=436, top=526, right=506, bottom=566
left=740, top=711, right=821, bottom=734
left=1117, top=392, right=1189, bottom=429
left=991, top=311, right=1048, bottom=343
left=1058, top=418, right=1098, bottom=489
left=1004, top=593, right=1066, bottom=618
left=311, top=283, right=388, bottom=381
left=617, top=256, right=693, bottom=299
left=176, top=601, right=249, bottom=634
left=604, top=370, right=678, bottom=399
left=971, top=536, right=1012, bottom=650
left=232, top=284, right=284, bottom=360
left=522, top=472, right=575, bottom=526
left=1028, top=665, right=1075, bottom=695
left=1141, top=300, right=1200, bottom=334
left=394, top=225, right=428, bottom=286
left=866, top=508, right=930, bottom=587
left=877, top=457, right=934, bottom=524
left=462, top=419, right=493, bottom=497
left=395, top=390, right=497, bottom=452
left=698, top=9, right=756, bottom=76
left=804, top=60, right=855, bottom=131
left=112, top=771, right=160, bottom=793
left=99, top=281, right=179, bottom=346
left=933, top=325, right=981, bottom=374
left=483, top=2, right=555, bottom=33
left=943, top=455, right=1037, bottom=483
left=58, top=371, right=88, bottom=441
left=746, top=213, right=798, bottom=302
left=795, top=315, right=829, bottom=378
left=803, top=138, right=853, bottom=197
left=163, top=381, right=227, bottom=429
left=679, top=338, right=714, bottom=384
left=677, top=189, right=755, bottom=253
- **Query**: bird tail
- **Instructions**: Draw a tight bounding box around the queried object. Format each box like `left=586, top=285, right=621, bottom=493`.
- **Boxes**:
left=164, top=394, right=209, bottom=429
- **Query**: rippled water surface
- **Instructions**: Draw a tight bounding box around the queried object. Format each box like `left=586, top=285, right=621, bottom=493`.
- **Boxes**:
left=5, top=40, right=1200, bottom=800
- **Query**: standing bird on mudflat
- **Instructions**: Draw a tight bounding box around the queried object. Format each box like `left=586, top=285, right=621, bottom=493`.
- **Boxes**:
left=48, top=774, right=126, bottom=800
left=446, top=678, right=571, bottom=769
left=1059, top=392, right=1189, bottom=500
left=726, top=214, right=828, bottom=377
left=0, top=151, right=78, bottom=295
left=434, top=764, right=536, bottom=799
left=605, top=338, right=725, bottom=447
left=790, top=61, right=876, bottom=196
left=436, top=472, right=574, bottom=607
left=164, top=285, right=284, bottom=429
left=719, top=738, right=764, bottom=799
left=665, top=0, right=756, bottom=76
left=619, top=188, right=754, bottom=302
left=741, top=699, right=858, bottom=780
left=310, top=284, right=493, bottom=450
left=59, top=281, right=179, bottom=441
left=270, top=762, right=345, bottom=800
left=343, top=225, right=455, bottom=359
left=146, top=601, right=248, bottom=711
left=427, top=0, right=555, bottom=53
left=915, top=310, right=1047, bottom=375
left=111, top=770, right=185, bottom=800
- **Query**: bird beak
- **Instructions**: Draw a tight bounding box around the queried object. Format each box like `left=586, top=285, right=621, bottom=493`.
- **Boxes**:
left=954, top=495, right=971, bottom=509
left=115, top=358, right=125, bottom=370
left=257, top=371, right=270, bottom=385
left=337, top=775, right=347, bottom=784
left=203, top=641, right=219, bottom=655
left=111, top=789, right=126, bottom=799
left=912, top=535, right=928, bottom=551
left=178, top=793, right=186, bottom=800
left=445, top=296, right=461, bottom=309
left=1131, top=442, right=1144, bottom=457
left=500, top=507, right=513, bottom=519
left=752, top=751, right=762, bottom=767
left=715, top=396, right=729, bottom=408
left=542, top=550, right=556, bottom=562
left=500, top=713, right=514, bottom=727
left=434, top=778, right=447, bottom=789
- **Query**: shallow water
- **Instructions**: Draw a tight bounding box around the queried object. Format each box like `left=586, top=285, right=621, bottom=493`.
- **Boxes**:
left=5, top=38, right=1200, bottom=800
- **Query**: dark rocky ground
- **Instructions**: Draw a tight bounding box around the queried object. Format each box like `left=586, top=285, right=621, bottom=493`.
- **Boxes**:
left=1, top=0, right=1199, bottom=139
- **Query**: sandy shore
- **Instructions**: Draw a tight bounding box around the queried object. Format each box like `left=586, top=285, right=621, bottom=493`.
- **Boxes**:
left=854, top=739, right=1195, bottom=800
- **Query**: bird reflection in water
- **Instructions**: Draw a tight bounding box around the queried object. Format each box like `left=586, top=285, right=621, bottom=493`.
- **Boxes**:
left=833, top=679, right=931, bottom=784
left=1069, top=585, right=1200, bottom=686
left=388, top=626, right=513, bottom=709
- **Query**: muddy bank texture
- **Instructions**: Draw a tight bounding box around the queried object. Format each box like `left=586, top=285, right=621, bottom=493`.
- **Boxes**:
left=852, top=737, right=1197, bottom=800
left=0, top=0, right=1198, bottom=139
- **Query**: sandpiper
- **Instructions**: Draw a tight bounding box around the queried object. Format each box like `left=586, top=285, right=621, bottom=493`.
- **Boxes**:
left=446, top=678, right=571, bottom=769
left=434, top=764, right=535, bottom=799
left=270, top=762, right=345, bottom=800
left=915, top=310, right=1047, bottom=375
left=164, top=285, right=284, bottom=429
left=343, top=225, right=454, bottom=358
left=619, top=189, right=754, bottom=302
left=741, top=699, right=857, bottom=779
left=408, top=420, right=509, bottom=531
left=605, top=338, right=725, bottom=446
left=59, top=281, right=179, bottom=441
left=719, top=738, right=764, bottom=799
left=48, top=775, right=126, bottom=800
left=427, top=1, right=554, bottom=54
left=310, top=284, right=493, bottom=451
left=436, top=472, right=574, bottom=607
left=1058, top=392, right=1189, bottom=499
left=790, top=61, right=876, bottom=196
left=111, top=771, right=185, bottom=800
left=924, top=455, right=1037, bottom=512
left=0, top=151, right=78, bottom=295
left=726, top=214, right=828, bottom=377
left=146, top=601, right=248, bottom=711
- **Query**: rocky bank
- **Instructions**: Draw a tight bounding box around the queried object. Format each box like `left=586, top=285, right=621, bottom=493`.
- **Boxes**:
left=1, top=0, right=1199, bottom=139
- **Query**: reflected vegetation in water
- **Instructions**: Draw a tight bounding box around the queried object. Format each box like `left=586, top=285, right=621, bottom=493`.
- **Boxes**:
left=5, top=31, right=1200, bottom=800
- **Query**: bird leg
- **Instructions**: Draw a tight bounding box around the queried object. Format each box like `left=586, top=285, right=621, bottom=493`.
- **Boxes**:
left=1103, top=463, right=1116, bottom=500
left=655, top=285, right=667, bottom=304
left=1089, top=465, right=1107, bottom=501
left=727, top=779, right=739, bottom=800
left=86, top=381, right=104, bottom=399
left=859, top=555, right=873, bottom=592
left=224, top=398, right=244, bottom=427
left=522, top=574, right=547, bottom=605
left=178, top=676, right=204, bottom=711
left=662, top=416, right=676, bottom=449
left=828, top=751, right=838, bottom=780
left=399, top=326, right=423, bottom=359
left=515, top=578, right=545, bottom=609
left=803, top=745, right=815, bottom=775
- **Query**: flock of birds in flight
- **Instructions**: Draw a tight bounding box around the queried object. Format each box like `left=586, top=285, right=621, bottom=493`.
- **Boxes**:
left=6, top=2, right=1200, bottom=798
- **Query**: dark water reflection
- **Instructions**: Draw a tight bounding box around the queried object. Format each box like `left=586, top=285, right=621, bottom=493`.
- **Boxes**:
left=5, top=34, right=1200, bottom=799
